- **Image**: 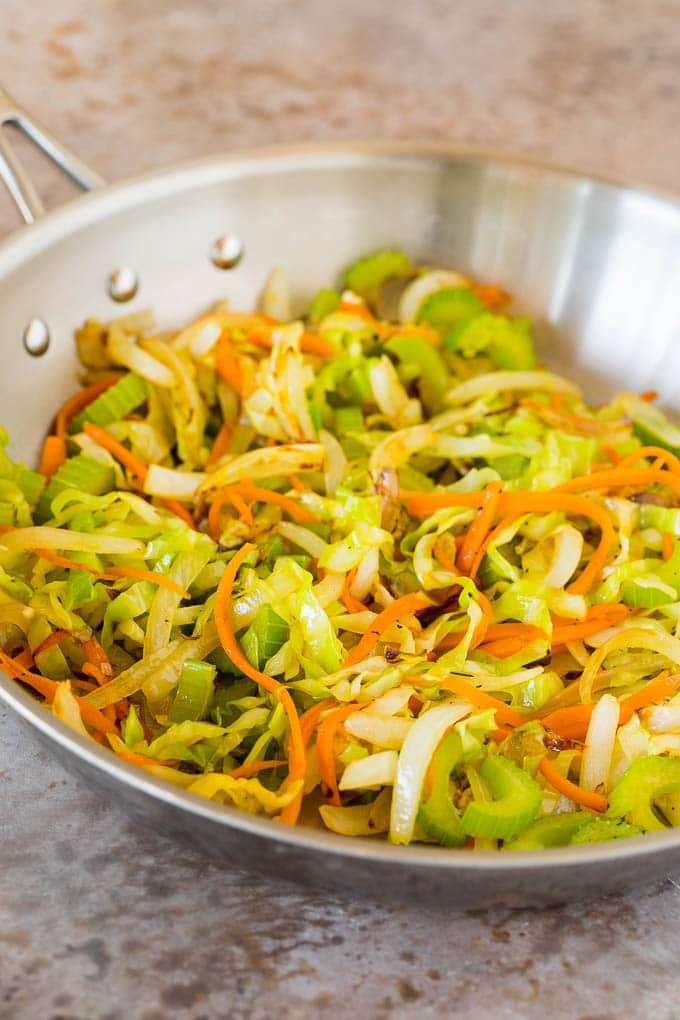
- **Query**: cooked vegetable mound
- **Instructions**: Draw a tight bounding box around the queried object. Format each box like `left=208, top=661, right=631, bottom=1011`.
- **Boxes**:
left=3, top=250, right=680, bottom=849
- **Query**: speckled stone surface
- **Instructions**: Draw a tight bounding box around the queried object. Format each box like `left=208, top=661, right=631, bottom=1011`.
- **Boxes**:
left=3, top=2, right=680, bottom=1017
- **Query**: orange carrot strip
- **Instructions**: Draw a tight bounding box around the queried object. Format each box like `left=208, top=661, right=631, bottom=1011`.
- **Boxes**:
left=54, top=375, right=125, bottom=439
left=557, top=467, right=680, bottom=500
left=640, top=390, right=658, bottom=402
left=343, top=593, right=431, bottom=667
left=619, top=670, right=679, bottom=723
left=663, top=532, right=675, bottom=561
left=340, top=568, right=366, bottom=615
left=116, top=750, right=179, bottom=767
left=228, top=491, right=253, bottom=526
left=213, top=542, right=305, bottom=824
left=289, top=475, right=313, bottom=495
left=32, top=630, right=72, bottom=658
left=38, top=435, right=66, bottom=478
left=83, top=422, right=149, bottom=483
left=0, top=650, right=117, bottom=736
left=539, top=756, right=607, bottom=812
left=438, top=622, right=547, bottom=652
left=470, top=589, right=494, bottom=649
left=617, top=446, right=680, bottom=475
left=32, top=547, right=102, bottom=576
left=246, top=326, right=335, bottom=358
left=317, top=703, right=364, bottom=806
left=540, top=705, right=594, bottom=740
left=477, top=636, right=535, bottom=659
left=436, top=676, right=526, bottom=728
left=160, top=498, right=198, bottom=530
left=433, top=540, right=458, bottom=575
left=207, top=483, right=315, bottom=540
left=205, top=421, right=233, bottom=469
left=299, top=697, right=336, bottom=746
left=227, top=759, right=287, bottom=780
left=470, top=283, right=511, bottom=309
left=216, top=336, right=244, bottom=393
left=457, top=481, right=503, bottom=576
left=103, top=565, right=188, bottom=597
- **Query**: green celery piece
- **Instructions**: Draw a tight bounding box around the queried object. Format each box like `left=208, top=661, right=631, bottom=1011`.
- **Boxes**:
left=417, top=729, right=466, bottom=847
left=569, top=817, right=643, bottom=844
left=504, top=812, right=589, bottom=850
left=15, top=466, right=45, bottom=506
left=343, top=250, right=412, bottom=305
left=39, top=454, right=115, bottom=521
left=241, top=605, right=289, bottom=670
left=169, top=659, right=217, bottom=723
left=621, top=395, right=680, bottom=455
left=122, top=704, right=145, bottom=748
left=417, top=287, right=485, bottom=333
left=445, top=313, right=536, bottom=370
left=607, top=755, right=680, bottom=830
left=460, top=756, right=542, bottom=840
left=334, top=406, right=364, bottom=433
left=28, top=616, right=70, bottom=680
left=511, top=672, right=563, bottom=711
left=0, top=503, right=13, bottom=526
left=307, top=288, right=340, bottom=323
left=639, top=504, right=680, bottom=536
left=70, top=373, right=148, bottom=432
left=384, top=335, right=450, bottom=411
left=620, top=577, right=676, bottom=609
left=265, top=535, right=287, bottom=569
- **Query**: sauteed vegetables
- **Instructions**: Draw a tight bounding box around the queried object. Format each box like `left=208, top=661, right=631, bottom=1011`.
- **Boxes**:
left=4, top=249, right=680, bottom=849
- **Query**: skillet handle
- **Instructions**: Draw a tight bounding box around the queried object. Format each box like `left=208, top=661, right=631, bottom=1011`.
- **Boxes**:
left=0, top=86, right=105, bottom=224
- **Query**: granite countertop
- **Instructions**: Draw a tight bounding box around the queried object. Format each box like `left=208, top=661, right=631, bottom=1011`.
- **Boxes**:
left=3, top=2, right=680, bottom=1017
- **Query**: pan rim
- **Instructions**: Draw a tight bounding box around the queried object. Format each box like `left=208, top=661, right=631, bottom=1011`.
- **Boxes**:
left=2, top=139, right=680, bottom=875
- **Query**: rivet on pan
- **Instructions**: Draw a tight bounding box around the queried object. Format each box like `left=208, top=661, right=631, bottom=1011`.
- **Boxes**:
left=209, top=234, right=243, bottom=269
left=108, top=266, right=139, bottom=302
left=22, top=318, right=50, bottom=357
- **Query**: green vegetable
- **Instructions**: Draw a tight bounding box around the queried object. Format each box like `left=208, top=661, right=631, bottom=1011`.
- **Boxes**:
left=511, top=671, right=563, bottom=711
left=384, top=335, right=450, bottom=411
left=639, top=504, right=680, bottom=537
left=416, top=287, right=484, bottom=333
left=241, top=605, right=289, bottom=670
left=620, top=576, right=676, bottom=609
left=343, top=249, right=412, bottom=304
left=122, top=704, right=145, bottom=747
left=490, top=453, right=530, bottom=481
left=169, top=658, right=216, bottom=723
left=64, top=569, right=98, bottom=611
left=569, top=817, right=643, bottom=844
left=460, top=756, right=542, bottom=840
left=307, top=288, right=340, bottom=323
left=39, top=454, right=115, bottom=521
left=70, top=373, right=148, bottom=432
left=607, top=755, right=680, bottom=830
left=504, top=812, right=589, bottom=850
left=334, top=406, right=364, bottom=433
left=621, top=394, right=680, bottom=455
left=417, top=730, right=465, bottom=847
left=445, top=313, right=536, bottom=370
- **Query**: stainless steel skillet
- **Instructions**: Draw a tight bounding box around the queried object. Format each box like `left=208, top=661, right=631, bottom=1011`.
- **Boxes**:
left=2, top=85, right=680, bottom=907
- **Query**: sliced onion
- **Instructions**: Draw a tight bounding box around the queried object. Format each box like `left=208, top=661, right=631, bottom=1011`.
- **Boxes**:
left=446, top=371, right=581, bottom=407
left=344, top=713, right=413, bottom=750
left=369, top=356, right=421, bottom=428
left=312, top=572, right=344, bottom=608
left=198, top=443, right=324, bottom=496
left=107, top=329, right=175, bottom=387
left=641, top=703, right=680, bottom=733
left=52, top=682, right=89, bottom=736
left=352, top=547, right=379, bottom=601
left=339, top=750, right=399, bottom=791
left=369, top=423, right=435, bottom=475
left=580, top=693, right=620, bottom=793
left=371, top=686, right=415, bottom=717
left=541, top=525, right=584, bottom=588
left=398, top=270, right=469, bottom=324
left=144, top=465, right=206, bottom=500
left=580, top=627, right=680, bottom=702
left=2, top=526, right=143, bottom=556
left=319, top=428, right=346, bottom=497
left=320, top=787, right=391, bottom=836
left=277, top=522, right=326, bottom=558
left=389, top=701, right=471, bottom=844
left=259, top=265, right=291, bottom=320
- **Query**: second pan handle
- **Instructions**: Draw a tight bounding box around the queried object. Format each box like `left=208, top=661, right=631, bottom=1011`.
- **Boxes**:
left=0, top=85, right=105, bottom=224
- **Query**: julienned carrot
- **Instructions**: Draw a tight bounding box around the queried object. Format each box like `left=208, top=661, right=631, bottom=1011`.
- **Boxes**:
left=55, top=375, right=124, bottom=438
left=207, top=483, right=315, bottom=541
left=433, top=540, right=458, bottom=575
left=0, top=650, right=117, bottom=736
left=316, top=703, right=364, bottom=806
left=32, top=547, right=101, bottom=576
left=663, top=532, right=675, bottom=561
left=477, top=636, right=538, bottom=659
left=438, top=622, right=547, bottom=651
left=402, top=489, right=615, bottom=596
left=343, top=593, right=431, bottom=667
left=540, top=704, right=594, bottom=740
left=104, top=565, right=188, bottom=597
left=38, top=435, right=66, bottom=478
left=227, top=759, right=287, bottom=780
left=216, top=336, right=244, bottom=393
left=205, top=421, right=234, bottom=469
left=228, top=491, right=254, bottom=526
left=520, top=399, right=629, bottom=438
left=539, top=756, right=607, bottom=812
left=32, top=630, right=72, bottom=658
left=470, top=283, right=511, bottom=309
left=470, top=589, right=493, bottom=649
left=557, top=467, right=680, bottom=500
left=216, top=311, right=334, bottom=358
left=116, top=750, right=178, bottom=768
left=435, top=676, right=527, bottom=728
left=213, top=542, right=305, bottom=824
left=161, top=498, right=198, bottom=530
left=617, top=445, right=680, bottom=476
left=340, top=568, right=366, bottom=615
left=83, top=422, right=149, bottom=483
left=299, top=698, right=336, bottom=745
left=457, top=481, right=504, bottom=575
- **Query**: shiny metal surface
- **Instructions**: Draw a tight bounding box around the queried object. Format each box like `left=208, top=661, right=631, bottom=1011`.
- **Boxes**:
left=2, top=143, right=680, bottom=904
